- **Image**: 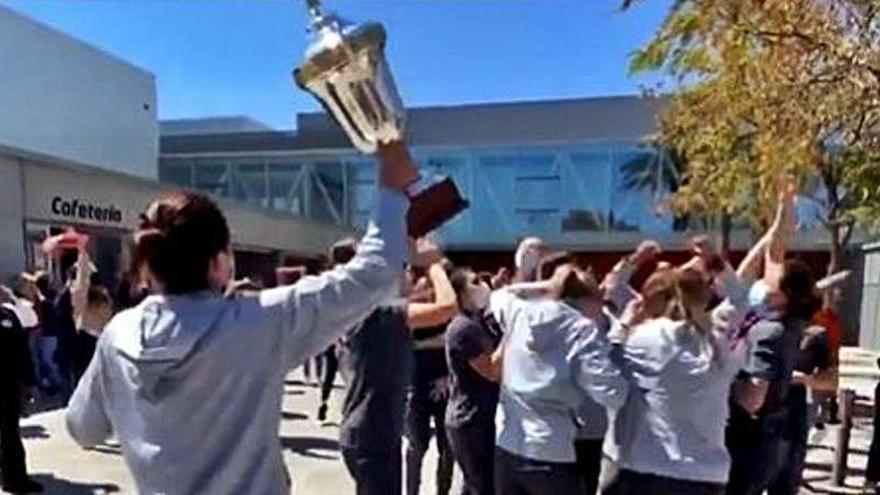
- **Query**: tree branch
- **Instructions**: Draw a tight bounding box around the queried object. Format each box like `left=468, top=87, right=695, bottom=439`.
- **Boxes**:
left=842, top=219, right=855, bottom=248
left=850, top=110, right=869, bottom=146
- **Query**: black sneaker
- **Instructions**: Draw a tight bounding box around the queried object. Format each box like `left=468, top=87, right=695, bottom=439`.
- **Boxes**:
left=3, top=478, right=44, bottom=494
left=317, top=403, right=328, bottom=423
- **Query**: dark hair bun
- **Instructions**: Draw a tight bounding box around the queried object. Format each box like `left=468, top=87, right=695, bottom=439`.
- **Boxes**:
left=560, top=268, right=600, bottom=301
left=781, top=260, right=821, bottom=321
left=133, top=191, right=230, bottom=294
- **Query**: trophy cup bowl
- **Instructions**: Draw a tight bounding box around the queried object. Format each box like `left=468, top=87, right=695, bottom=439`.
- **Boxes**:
left=293, top=0, right=468, bottom=237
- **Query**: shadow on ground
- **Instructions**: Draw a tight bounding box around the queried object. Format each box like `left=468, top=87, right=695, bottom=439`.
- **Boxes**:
left=86, top=444, right=123, bottom=456
left=284, top=387, right=305, bottom=397
left=805, top=461, right=867, bottom=478
left=281, top=410, right=309, bottom=421
left=19, top=425, right=49, bottom=439
left=24, top=390, right=71, bottom=416
left=29, top=473, right=119, bottom=494
left=281, top=436, right=340, bottom=460
left=801, top=461, right=873, bottom=494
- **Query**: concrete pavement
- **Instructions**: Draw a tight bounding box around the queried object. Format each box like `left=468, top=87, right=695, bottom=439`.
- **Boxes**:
left=14, top=370, right=454, bottom=494
left=9, top=370, right=878, bottom=494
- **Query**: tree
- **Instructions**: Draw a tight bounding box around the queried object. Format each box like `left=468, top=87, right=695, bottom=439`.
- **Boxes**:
left=620, top=141, right=681, bottom=195
left=624, top=0, right=880, bottom=273
left=619, top=140, right=712, bottom=232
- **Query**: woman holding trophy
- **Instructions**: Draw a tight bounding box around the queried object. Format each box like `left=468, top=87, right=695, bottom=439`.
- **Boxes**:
left=64, top=143, right=418, bottom=494
left=65, top=2, right=468, bottom=494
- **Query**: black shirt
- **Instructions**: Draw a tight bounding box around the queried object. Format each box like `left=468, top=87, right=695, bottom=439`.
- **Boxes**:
left=0, top=305, right=36, bottom=393
left=339, top=302, right=413, bottom=453
left=784, top=325, right=831, bottom=441
left=444, top=313, right=499, bottom=428
left=741, top=317, right=807, bottom=416
left=411, top=323, right=450, bottom=401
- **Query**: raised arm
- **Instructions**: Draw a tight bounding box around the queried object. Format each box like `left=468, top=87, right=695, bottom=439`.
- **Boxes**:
left=687, top=236, right=750, bottom=330
left=764, top=185, right=796, bottom=289
left=503, top=280, right=557, bottom=300
left=736, top=234, right=768, bottom=284
left=408, top=262, right=457, bottom=330
left=71, top=244, right=92, bottom=328
left=261, top=143, right=415, bottom=369
left=602, top=240, right=660, bottom=314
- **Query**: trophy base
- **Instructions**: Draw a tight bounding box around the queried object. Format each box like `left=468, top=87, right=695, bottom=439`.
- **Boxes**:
left=406, top=177, right=469, bottom=238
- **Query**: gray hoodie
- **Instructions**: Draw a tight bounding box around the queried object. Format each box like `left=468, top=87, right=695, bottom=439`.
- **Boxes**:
left=490, top=290, right=628, bottom=463
left=65, top=189, right=408, bottom=495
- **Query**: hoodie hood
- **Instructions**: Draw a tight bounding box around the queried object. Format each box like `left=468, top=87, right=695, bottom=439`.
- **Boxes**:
left=114, top=293, right=229, bottom=401
left=521, top=301, right=578, bottom=354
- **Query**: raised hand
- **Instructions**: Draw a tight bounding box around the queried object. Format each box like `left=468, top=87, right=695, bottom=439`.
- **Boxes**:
left=619, top=295, right=646, bottom=328
left=410, top=237, right=443, bottom=268
left=492, top=267, right=511, bottom=289
left=75, top=232, right=90, bottom=253
left=376, top=142, right=420, bottom=192
left=631, top=240, right=661, bottom=266
left=690, top=235, right=726, bottom=274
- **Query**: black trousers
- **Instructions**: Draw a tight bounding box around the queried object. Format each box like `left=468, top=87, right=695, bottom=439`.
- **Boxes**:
left=0, top=390, right=28, bottom=486
left=767, top=439, right=801, bottom=495
left=72, top=332, right=97, bottom=387
left=319, top=345, right=339, bottom=405
left=446, top=420, right=495, bottom=495
left=404, top=388, right=453, bottom=495
left=725, top=408, right=788, bottom=495
left=602, top=466, right=724, bottom=495
left=495, top=448, right=580, bottom=495
left=342, top=446, right=402, bottom=495
left=574, top=439, right=603, bottom=495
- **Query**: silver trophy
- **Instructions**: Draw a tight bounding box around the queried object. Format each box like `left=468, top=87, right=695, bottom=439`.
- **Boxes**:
left=294, top=0, right=468, bottom=237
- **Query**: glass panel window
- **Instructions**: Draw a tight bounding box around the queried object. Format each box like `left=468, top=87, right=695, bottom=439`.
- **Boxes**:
left=268, top=162, right=305, bottom=216
left=516, top=211, right=560, bottom=235
left=193, top=162, right=229, bottom=197
left=610, top=148, right=674, bottom=236
left=159, top=159, right=192, bottom=187
left=468, top=154, right=520, bottom=243
left=347, top=159, right=377, bottom=228
left=563, top=150, right=613, bottom=232
left=311, top=161, right=345, bottom=224
left=514, top=176, right=561, bottom=212
left=512, top=154, right=560, bottom=235
left=231, top=162, right=267, bottom=207
left=351, top=184, right=374, bottom=228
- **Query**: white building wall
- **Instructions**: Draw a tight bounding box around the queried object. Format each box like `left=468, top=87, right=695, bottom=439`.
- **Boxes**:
left=0, top=155, right=25, bottom=279
left=20, top=161, right=350, bottom=255
left=0, top=5, right=158, bottom=179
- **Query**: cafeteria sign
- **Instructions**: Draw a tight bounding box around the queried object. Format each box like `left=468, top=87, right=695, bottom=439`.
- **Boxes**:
left=51, top=196, right=123, bottom=224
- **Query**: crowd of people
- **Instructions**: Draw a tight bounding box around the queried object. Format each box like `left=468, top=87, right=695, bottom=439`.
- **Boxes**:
left=325, top=183, right=849, bottom=495
left=0, top=231, right=133, bottom=494
left=0, top=141, right=868, bottom=495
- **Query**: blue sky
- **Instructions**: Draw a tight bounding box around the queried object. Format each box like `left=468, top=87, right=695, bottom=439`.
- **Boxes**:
left=3, top=0, right=673, bottom=129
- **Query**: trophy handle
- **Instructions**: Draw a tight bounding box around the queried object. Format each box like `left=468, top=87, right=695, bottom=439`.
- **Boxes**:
left=406, top=178, right=470, bottom=238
